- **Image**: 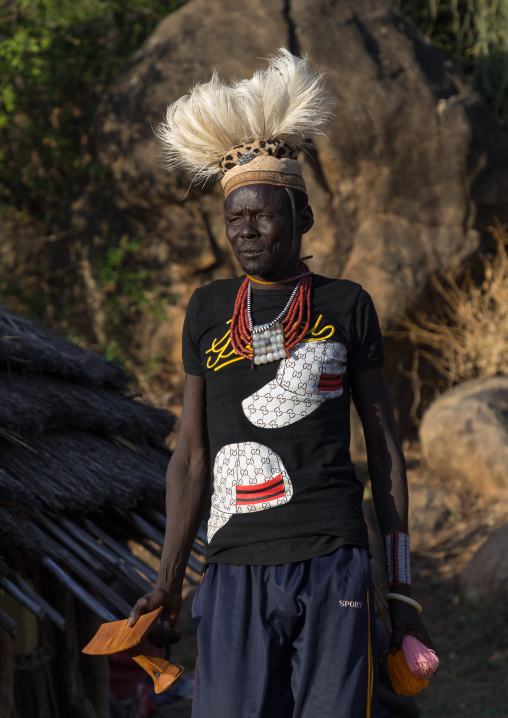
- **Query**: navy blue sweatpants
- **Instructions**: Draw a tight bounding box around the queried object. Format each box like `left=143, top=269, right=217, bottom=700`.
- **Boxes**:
left=191, top=546, right=377, bottom=718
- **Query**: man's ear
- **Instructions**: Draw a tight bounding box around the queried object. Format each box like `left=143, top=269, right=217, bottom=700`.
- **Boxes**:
left=299, top=205, right=314, bottom=235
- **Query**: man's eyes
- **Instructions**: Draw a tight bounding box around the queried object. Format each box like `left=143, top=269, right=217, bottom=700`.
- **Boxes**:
left=227, top=214, right=273, bottom=222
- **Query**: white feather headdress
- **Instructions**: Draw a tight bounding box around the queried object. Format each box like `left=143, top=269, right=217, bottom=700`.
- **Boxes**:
left=156, top=48, right=333, bottom=186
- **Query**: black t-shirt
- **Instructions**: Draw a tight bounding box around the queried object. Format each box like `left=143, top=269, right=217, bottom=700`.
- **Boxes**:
left=182, top=274, right=384, bottom=565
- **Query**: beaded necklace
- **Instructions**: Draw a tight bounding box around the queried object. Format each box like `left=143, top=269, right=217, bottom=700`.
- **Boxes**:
left=247, top=280, right=300, bottom=365
left=230, top=260, right=313, bottom=368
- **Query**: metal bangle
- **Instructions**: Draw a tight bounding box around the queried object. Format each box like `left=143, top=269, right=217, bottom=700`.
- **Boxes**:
left=385, top=593, right=423, bottom=615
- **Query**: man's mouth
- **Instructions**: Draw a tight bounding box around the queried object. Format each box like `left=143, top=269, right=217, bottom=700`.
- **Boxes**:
left=238, top=247, right=267, bottom=259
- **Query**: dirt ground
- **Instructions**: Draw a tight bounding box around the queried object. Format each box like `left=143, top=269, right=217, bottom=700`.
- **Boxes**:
left=401, top=445, right=508, bottom=718
left=150, top=446, right=508, bottom=718
left=408, top=502, right=508, bottom=714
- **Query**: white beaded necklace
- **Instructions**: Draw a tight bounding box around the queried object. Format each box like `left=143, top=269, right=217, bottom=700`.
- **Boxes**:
left=247, top=280, right=301, bottom=365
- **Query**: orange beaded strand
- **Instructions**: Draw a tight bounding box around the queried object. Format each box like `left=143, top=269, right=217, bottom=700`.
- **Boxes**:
left=230, top=261, right=312, bottom=362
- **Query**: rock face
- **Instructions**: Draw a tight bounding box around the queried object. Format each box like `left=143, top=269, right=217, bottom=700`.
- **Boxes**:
left=408, top=482, right=462, bottom=550
left=461, top=523, right=508, bottom=602
left=63, top=0, right=508, bottom=415
left=420, top=377, right=508, bottom=497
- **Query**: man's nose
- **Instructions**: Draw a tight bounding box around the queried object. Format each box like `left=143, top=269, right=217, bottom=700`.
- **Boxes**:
left=239, top=217, right=258, bottom=237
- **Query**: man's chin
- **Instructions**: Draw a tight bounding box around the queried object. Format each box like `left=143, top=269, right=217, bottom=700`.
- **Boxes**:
left=237, top=256, right=275, bottom=277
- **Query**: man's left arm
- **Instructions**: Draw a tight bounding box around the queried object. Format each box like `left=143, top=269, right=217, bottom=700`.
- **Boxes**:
left=351, top=366, right=433, bottom=654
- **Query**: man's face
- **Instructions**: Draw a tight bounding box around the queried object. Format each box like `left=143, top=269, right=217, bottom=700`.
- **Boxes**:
left=224, top=184, right=298, bottom=278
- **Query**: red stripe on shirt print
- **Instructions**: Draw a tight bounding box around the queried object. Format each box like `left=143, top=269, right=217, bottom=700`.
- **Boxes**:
left=318, top=372, right=343, bottom=392
left=236, top=474, right=285, bottom=504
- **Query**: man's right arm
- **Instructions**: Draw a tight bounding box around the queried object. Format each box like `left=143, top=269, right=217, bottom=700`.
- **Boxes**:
left=127, top=373, right=209, bottom=630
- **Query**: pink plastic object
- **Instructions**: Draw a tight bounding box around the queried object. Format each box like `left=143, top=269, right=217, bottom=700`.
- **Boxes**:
left=402, top=635, right=439, bottom=679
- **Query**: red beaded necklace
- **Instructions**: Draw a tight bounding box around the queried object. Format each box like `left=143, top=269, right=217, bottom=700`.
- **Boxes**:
left=230, top=260, right=313, bottom=366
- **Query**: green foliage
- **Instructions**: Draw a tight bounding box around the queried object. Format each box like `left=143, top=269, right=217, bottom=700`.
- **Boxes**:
left=103, top=339, right=124, bottom=363
left=0, top=0, right=188, bottom=220
left=81, top=236, right=177, bottom=385
left=394, top=1, right=508, bottom=127
left=0, top=0, right=185, bottom=378
left=95, top=237, right=174, bottom=323
left=0, top=218, right=177, bottom=377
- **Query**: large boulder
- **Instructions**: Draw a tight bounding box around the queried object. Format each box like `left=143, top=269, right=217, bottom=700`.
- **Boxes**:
left=408, top=481, right=462, bottom=550
left=420, top=377, right=508, bottom=497
left=461, top=523, right=508, bottom=602
left=62, top=0, right=508, bottom=412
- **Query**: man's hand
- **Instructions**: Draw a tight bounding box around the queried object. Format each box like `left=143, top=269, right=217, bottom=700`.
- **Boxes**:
left=126, top=588, right=182, bottom=646
left=388, top=599, right=434, bottom=655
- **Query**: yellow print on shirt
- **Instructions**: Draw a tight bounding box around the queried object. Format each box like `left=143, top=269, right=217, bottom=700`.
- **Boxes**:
left=205, top=315, right=335, bottom=372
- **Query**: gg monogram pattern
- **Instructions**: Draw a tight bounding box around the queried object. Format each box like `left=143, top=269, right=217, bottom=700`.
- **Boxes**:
left=208, top=442, right=293, bottom=542
left=242, top=339, right=347, bottom=428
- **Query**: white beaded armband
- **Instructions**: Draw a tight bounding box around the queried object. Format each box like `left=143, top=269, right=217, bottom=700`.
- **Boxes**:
left=384, top=531, right=411, bottom=587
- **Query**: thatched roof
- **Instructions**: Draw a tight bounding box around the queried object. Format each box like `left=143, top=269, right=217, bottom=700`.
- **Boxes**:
left=0, top=432, right=169, bottom=513
left=0, top=307, right=205, bottom=637
left=0, top=308, right=126, bottom=389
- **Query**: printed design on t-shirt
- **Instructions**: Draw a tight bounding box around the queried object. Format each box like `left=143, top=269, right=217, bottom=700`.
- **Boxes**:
left=242, top=339, right=346, bottom=428
left=208, top=441, right=293, bottom=542
left=205, top=315, right=336, bottom=372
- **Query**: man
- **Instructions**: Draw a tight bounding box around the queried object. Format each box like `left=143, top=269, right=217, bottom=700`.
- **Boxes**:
left=127, top=49, right=431, bottom=717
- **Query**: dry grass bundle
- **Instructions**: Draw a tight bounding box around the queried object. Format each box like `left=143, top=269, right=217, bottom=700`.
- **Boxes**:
left=393, top=220, right=508, bottom=418
left=0, top=555, right=14, bottom=581
left=0, top=373, right=174, bottom=444
left=0, top=433, right=167, bottom=515
left=0, top=462, right=38, bottom=508
left=0, top=306, right=127, bottom=391
left=0, top=508, right=64, bottom=563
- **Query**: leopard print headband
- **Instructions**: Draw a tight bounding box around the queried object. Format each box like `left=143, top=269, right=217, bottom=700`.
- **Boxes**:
left=219, top=138, right=298, bottom=174
left=219, top=139, right=306, bottom=198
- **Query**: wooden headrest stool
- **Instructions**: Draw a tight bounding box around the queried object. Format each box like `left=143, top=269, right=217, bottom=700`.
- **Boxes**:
left=82, top=607, right=183, bottom=694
